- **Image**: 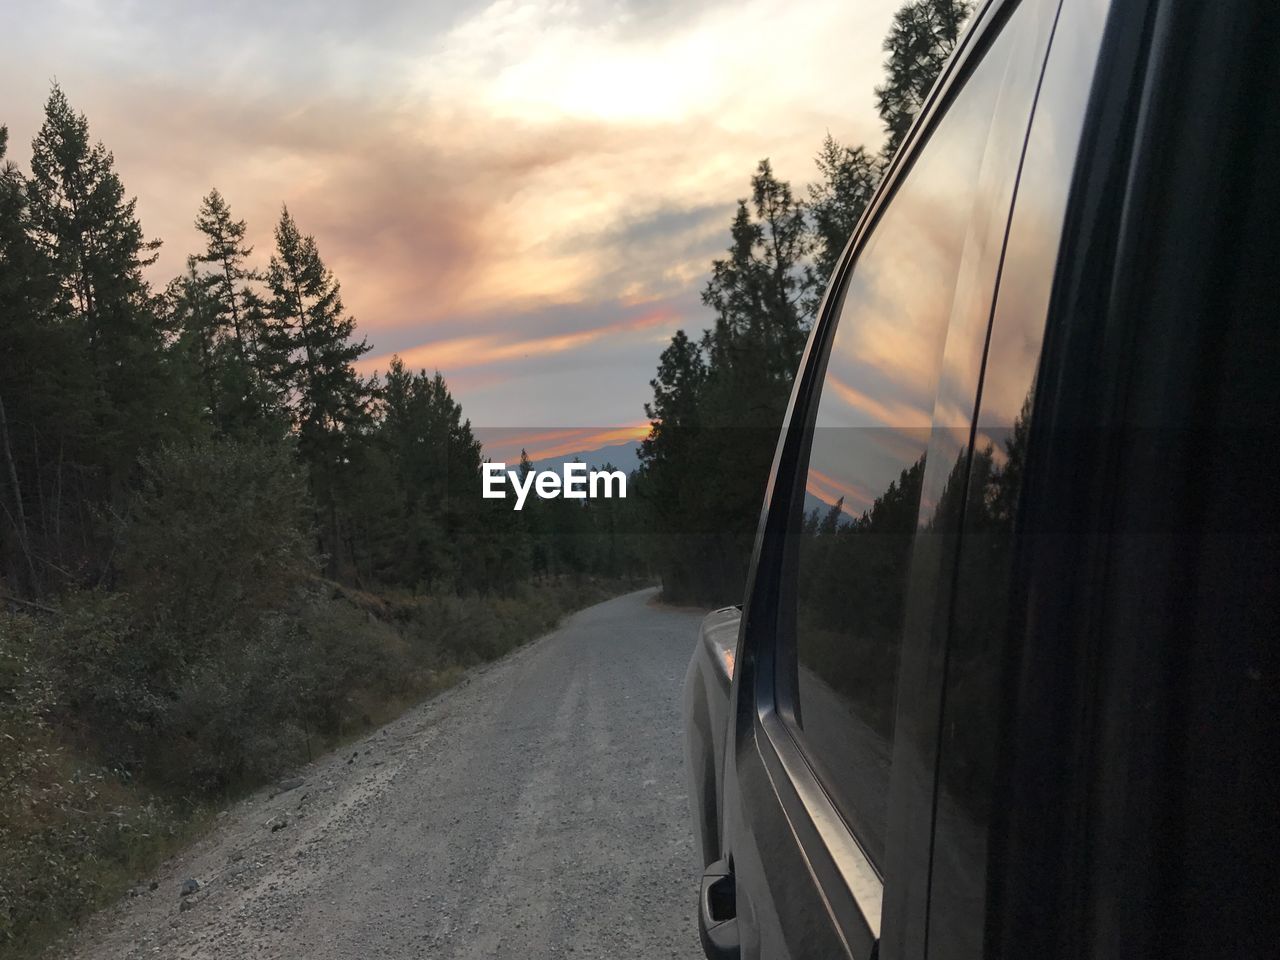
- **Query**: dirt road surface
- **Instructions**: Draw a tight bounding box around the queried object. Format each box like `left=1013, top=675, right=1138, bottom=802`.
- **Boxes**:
left=58, top=589, right=706, bottom=959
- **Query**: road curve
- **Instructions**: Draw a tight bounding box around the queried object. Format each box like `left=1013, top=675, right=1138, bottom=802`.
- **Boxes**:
left=60, top=589, right=707, bottom=960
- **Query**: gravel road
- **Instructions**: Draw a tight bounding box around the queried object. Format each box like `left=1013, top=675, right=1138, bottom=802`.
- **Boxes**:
left=59, top=588, right=707, bottom=960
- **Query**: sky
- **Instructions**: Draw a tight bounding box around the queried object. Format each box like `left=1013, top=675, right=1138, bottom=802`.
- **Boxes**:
left=3, top=0, right=901, bottom=460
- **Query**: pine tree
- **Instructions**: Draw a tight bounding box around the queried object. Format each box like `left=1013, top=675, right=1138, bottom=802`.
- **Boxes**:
left=638, top=330, right=711, bottom=598
left=262, top=206, right=371, bottom=460
left=702, top=159, right=814, bottom=385
left=0, top=125, right=53, bottom=593
left=876, top=0, right=974, bottom=160
left=1, top=121, right=99, bottom=593
left=165, top=256, right=222, bottom=418
left=807, top=134, right=880, bottom=292
left=26, top=84, right=187, bottom=482
left=194, top=188, right=258, bottom=359
left=640, top=329, right=707, bottom=474
left=639, top=161, right=817, bottom=602
left=261, top=205, right=373, bottom=570
left=175, top=190, right=279, bottom=436
left=360, top=357, right=524, bottom=591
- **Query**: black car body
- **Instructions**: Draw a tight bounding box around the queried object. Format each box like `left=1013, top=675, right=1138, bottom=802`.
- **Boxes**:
left=682, top=0, right=1280, bottom=957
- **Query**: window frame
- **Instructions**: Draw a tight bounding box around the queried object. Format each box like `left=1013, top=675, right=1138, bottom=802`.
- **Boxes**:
left=731, top=0, right=1046, bottom=952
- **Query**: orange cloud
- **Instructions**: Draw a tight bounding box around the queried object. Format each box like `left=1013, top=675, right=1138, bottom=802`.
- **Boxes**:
left=480, top=423, right=649, bottom=464
left=824, top=374, right=933, bottom=429
left=805, top=467, right=873, bottom=515
left=359, top=306, right=678, bottom=377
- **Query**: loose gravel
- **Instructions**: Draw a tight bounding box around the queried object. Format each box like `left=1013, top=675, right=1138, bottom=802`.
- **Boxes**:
left=56, top=589, right=706, bottom=960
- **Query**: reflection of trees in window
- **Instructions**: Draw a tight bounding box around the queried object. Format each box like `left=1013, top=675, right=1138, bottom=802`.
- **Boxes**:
left=796, top=454, right=926, bottom=741
left=932, top=390, right=1032, bottom=823
left=793, top=390, right=1032, bottom=768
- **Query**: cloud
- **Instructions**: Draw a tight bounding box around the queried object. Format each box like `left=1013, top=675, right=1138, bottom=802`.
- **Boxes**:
left=2, top=0, right=903, bottom=453
left=806, top=467, right=874, bottom=514
left=477, top=424, right=649, bottom=463
left=360, top=303, right=680, bottom=374
left=824, top=373, right=934, bottom=430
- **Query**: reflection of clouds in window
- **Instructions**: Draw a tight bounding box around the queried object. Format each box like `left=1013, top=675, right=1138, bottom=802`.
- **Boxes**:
left=822, top=374, right=933, bottom=430
left=822, top=55, right=1018, bottom=443
left=806, top=427, right=930, bottom=523
left=830, top=199, right=964, bottom=406
left=979, top=0, right=1104, bottom=430
left=974, top=431, right=1010, bottom=468
left=805, top=466, right=874, bottom=516
left=980, top=205, right=1063, bottom=426
left=785, top=0, right=1066, bottom=874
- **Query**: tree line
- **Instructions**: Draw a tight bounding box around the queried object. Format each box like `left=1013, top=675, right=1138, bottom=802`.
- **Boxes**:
left=0, top=90, right=642, bottom=605
left=638, top=0, right=972, bottom=603
left=0, top=80, right=644, bottom=953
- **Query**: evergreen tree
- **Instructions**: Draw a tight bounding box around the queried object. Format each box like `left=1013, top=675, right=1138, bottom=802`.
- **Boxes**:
left=876, top=0, right=974, bottom=160
left=702, top=159, right=814, bottom=385
left=261, top=205, right=373, bottom=567
left=25, top=86, right=193, bottom=483
left=0, top=125, right=58, bottom=594
left=638, top=330, right=710, bottom=598
left=347, top=356, right=526, bottom=593
left=165, top=256, right=222, bottom=419
left=171, top=190, right=279, bottom=437
left=193, top=188, right=256, bottom=359
left=640, top=161, right=814, bottom=601
left=516, top=449, right=550, bottom=579
left=262, top=206, right=371, bottom=446
left=640, top=329, right=706, bottom=487
left=20, top=85, right=194, bottom=585
left=698, top=161, right=813, bottom=600
left=807, top=134, right=880, bottom=292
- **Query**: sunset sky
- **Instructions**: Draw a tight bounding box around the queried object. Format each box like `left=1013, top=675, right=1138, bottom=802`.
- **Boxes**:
left=4, top=0, right=900, bottom=460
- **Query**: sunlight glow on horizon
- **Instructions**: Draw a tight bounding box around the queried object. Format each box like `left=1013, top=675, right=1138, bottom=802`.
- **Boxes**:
left=478, top=424, right=650, bottom=464
left=358, top=306, right=680, bottom=378
left=806, top=466, right=874, bottom=515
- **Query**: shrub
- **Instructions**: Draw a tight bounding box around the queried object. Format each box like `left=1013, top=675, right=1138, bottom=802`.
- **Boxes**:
left=2, top=571, right=647, bottom=956
left=0, top=612, right=187, bottom=955
left=122, top=437, right=316, bottom=635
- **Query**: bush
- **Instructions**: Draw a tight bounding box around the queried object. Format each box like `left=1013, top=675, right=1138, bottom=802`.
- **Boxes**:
left=122, top=437, right=316, bottom=634
left=39, top=437, right=319, bottom=787
left=2, top=569, right=647, bottom=956
left=0, top=612, right=188, bottom=956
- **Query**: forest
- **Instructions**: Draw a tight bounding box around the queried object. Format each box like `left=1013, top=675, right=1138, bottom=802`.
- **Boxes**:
left=0, top=85, right=645, bottom=958
left=1, top=0, right=970, bottom=954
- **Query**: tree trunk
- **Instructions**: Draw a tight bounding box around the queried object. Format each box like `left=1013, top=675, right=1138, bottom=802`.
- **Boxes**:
left=0, top=390, right=39, bottom=594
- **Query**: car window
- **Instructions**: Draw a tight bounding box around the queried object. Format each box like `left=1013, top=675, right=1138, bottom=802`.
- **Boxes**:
left=781, top=0, right=1055, bottom=868
left=925, top=2, right=1111, bottom=955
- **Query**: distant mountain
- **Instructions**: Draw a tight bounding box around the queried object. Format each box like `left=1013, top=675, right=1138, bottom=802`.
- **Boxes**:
left=532, top=439, right=642, bottom=475
left=801, top=491, right=849, bottom=522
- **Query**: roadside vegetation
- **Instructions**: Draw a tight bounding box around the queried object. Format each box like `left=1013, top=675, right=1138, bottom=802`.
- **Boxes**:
left=0, top=70, right=644, bottom=960
left=1, top=570, right=637, bottom=956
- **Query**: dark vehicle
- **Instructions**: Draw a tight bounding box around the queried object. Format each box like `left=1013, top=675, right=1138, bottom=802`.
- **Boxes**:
left=682, top=0, right=1280, bottom=957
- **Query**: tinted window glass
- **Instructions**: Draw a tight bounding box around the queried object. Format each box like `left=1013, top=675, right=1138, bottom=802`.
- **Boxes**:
left=785, top=1, right=1049, bottom=866
left=926, top=1, right=1109, bottom=955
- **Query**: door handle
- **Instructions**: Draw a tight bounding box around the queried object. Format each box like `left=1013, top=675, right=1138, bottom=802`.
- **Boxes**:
left=699, top=859, right=741, bottom=960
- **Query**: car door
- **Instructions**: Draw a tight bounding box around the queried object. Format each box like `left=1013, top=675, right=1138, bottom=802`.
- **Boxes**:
left=963, top=1, right=1280, bottom=957
left=899, top=0, right=1112, bottom=956
left=718, top=1, right=1067, bottom=957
